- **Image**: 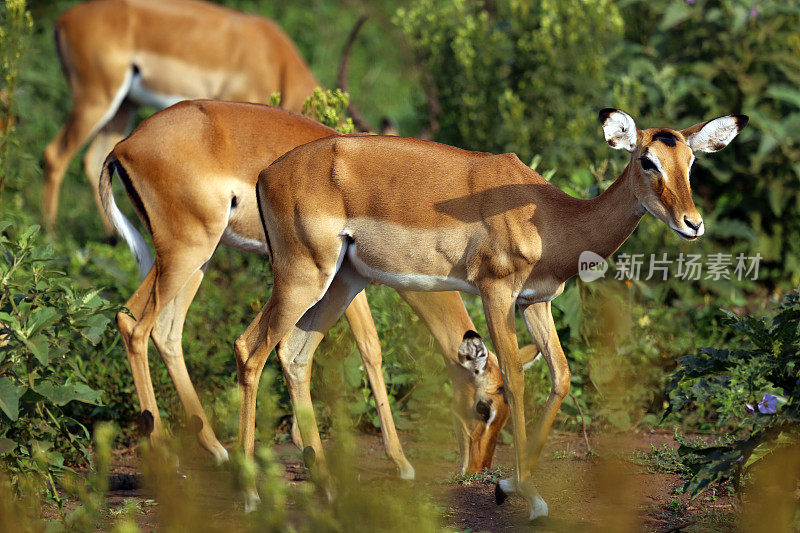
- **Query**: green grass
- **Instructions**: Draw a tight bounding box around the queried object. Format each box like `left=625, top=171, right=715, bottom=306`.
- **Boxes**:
left=444, top=465, right=513, bottom=485
left=629, top=443, right=692, bottom=479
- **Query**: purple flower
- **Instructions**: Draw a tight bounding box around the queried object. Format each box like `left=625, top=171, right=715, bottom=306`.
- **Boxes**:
left=745, top=403, right=755, bottom=414
left=757, top=393, right=777, bottom=414
left=750, top=8, right=759, bottom=18
left=686, top=0, right=695, bottom=4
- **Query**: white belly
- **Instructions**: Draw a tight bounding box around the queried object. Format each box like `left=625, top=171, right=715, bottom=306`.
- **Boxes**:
left=346, top=243, right=477, bottom=294
left=221, top=227, right=270, bottom=255
left=129, top=73, right=189, bottom=109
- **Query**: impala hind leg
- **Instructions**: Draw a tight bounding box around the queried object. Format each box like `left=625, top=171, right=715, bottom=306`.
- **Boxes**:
left=43, top=70, right=132, bottom=232
left=481, top=286, right=547, bottom=521
left=118, top=253, right=215, bottom=447
left=344, top=290, right=415, bottom=480
left=276, top=262, right=370, bottom=482
left=82, top=101, right=137, bottom=236
left=118, top=267, right=163, bottom=438
left=234, top=244, right=349, bottom=460
left=150, top=265, right=229, bottom=464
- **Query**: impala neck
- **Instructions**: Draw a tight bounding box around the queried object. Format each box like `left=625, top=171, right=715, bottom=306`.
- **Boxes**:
left=555, top=163, right=645, bottom=278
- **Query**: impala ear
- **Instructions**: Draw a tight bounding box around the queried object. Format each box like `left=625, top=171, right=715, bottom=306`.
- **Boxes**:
left=458, top=330, right=488, bottom=375
left=681, top=114, right=749, bottom=153
left=599, top=108, right=638, bottom=152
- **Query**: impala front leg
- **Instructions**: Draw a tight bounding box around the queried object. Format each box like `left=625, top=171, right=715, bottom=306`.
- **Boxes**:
left=481, top=286, right=547, bottom=520
left=521, top=301, right=570, bottom=470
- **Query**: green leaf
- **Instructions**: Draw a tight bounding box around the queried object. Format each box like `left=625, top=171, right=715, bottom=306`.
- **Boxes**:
left=26, top=306, right=59, bottom=336
left=0, top=312, right=20, bottom=331
left=553, top=283, right=582, bottom=338
left=80, top=289, right=103, bottom=309
left=33, top=381, right=103, bottom=407
left=0, top=377, right=25, bottom=421
left=81, top=314, right=110, bottom=343
left=743, top=440, right=774, bottom=469
left=22, top=334, right=49, bottom=365
left=766, top=85, right=800, bottom=109
left=659, top=2, right=691, bottom=30
left=0, top=437, right=16, bottom=454
left=343, top=354, right=363, bottom=389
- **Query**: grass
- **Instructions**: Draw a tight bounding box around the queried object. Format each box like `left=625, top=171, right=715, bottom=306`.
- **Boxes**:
left=444, top=465, right=513, bottom=485
left=629, top=443, right=692, bottom=479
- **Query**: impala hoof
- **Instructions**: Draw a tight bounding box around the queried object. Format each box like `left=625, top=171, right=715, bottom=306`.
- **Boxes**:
left=398, top=462, right=415, bottom=481
left=528, top=494, right=548, bottom=521
left=244, top=490, right=260, bottom=513
left=137, top=410, right=155, bottom=437
left=212, top=446, right=230, bottom=466
left=495, top=482, right=508, bottom=505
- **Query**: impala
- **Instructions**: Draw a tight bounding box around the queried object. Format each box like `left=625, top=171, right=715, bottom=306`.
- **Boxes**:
left=99, top=100, right=539, bottom=479
left=240, top=109, right=747, bottom=518
left=43, top=0, right=322, bottom=235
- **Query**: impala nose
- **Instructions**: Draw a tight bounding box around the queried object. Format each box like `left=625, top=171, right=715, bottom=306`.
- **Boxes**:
left=684, top=216, right=702, bottom=232
left=683, top=215, right=704, bottom=237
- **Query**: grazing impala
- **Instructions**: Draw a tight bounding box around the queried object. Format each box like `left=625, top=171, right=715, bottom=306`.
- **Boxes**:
left=99, top=100, right=536, bottom=478
left=44, top=0, right=321, bottom=235
left=239, top=109, right=747, bottom=518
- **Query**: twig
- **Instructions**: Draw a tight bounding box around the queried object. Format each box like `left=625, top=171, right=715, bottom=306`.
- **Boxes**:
left=395, top=384, right=419, bottom=406
left=569, top=391, right=591, bottom=454
left=336, top=15, right=375, bottom=133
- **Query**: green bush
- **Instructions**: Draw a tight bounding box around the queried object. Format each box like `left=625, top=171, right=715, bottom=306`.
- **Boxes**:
left=0, top=222, right=115, bottom=496
left=616, top=0, right=800, bottom=288
left=664, top=288, right=800, bottom=496
left=396, top=0, right=624, bottom=169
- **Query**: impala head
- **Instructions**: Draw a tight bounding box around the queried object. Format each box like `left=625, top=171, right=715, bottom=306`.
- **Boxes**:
left=454, top=330, right=510, bottom=473
left=600, top=109, right=748, bottom=240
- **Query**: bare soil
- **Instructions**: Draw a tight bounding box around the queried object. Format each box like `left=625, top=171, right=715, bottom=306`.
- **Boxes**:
left=45, top=430, right=739, bottom=532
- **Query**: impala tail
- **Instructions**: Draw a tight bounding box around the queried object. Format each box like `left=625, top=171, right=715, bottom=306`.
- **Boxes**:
left=99, top=154, right=154, bottom=278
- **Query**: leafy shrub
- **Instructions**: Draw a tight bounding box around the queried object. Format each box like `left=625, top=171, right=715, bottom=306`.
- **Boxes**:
left=302, top=87, right=355, bottom=134
left=664, top=288, right=800, bottom=496
left=616, top=0, right=800, bottom=288
left=0, top=222, right=116, bottom=495
left=395, top=0, right=624, bottom=169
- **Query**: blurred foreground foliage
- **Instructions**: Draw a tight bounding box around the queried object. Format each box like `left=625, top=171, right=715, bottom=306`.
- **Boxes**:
left=1, top=383, right=441, bottom=531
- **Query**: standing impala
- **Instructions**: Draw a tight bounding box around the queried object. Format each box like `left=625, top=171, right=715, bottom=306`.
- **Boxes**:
left=239, top=109, right=747, bottom=518
left=44, top=0, right=320, bottom=235
left=99, top=100, right=539, bottom=479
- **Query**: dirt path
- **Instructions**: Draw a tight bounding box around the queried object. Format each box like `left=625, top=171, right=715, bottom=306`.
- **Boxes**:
left=51, top=430, right=738, bottom=531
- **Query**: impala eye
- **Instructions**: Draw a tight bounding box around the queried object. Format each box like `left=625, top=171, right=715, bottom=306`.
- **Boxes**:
left=639, top=157, right=658, bottom=172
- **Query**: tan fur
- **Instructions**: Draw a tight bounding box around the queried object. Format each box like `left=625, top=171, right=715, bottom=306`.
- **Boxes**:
left=43, top=0, right=319, bottom=234
left=245, top=111, right=746, bottom=517
left=101, top=100, right=513, bottom=476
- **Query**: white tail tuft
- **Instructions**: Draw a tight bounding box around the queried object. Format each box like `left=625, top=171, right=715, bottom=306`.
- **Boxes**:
left=100, top=158, right=154, bottom=279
